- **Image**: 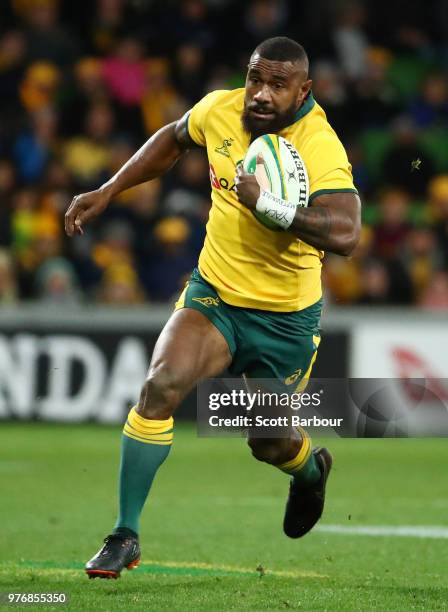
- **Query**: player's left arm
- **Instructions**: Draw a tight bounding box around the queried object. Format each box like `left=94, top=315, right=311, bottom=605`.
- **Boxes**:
left=235, top=164, right=361, bottom=256
left=289, top=191, right=361, bottom=256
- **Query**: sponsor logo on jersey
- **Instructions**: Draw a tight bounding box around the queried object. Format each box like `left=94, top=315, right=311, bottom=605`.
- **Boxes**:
left=209, top=164, right=237, bottom=192
left=209, top=163, right=221, bottom=189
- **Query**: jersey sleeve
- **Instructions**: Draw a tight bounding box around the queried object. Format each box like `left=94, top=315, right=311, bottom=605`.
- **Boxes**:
left=304, top=130, right=358, bottom=203
left=187, top=90, right=229, bottom=147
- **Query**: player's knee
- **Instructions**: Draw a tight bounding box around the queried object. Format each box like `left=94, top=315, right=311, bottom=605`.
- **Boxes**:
left=137, top=365, right=184, bottom=419
left=247, top=437, right=289, bottom=465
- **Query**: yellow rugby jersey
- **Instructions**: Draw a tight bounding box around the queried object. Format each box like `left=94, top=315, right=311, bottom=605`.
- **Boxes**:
left=187, top=88, right=357, bottom=312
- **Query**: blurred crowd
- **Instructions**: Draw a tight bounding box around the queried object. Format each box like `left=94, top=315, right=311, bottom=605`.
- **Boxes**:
left=1, top=0, right=448, bottom=308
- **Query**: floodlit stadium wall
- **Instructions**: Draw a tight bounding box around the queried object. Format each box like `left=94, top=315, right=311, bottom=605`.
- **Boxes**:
left=0, top=306, right=447, bottom=423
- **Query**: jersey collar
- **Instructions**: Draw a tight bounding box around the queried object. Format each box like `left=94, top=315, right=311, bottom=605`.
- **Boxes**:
left=292, top=91, right=315, bottom=123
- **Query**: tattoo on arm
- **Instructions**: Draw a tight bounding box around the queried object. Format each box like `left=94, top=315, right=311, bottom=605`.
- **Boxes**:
left=293, top=206, right=332, bottom=240
left=289, top=193, right=361, bottom=256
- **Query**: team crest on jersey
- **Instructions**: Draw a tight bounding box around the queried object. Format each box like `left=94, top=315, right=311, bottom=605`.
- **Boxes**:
left=215, top=138, right=233, bottom=157
left=192, top=296, right=220, bottom=307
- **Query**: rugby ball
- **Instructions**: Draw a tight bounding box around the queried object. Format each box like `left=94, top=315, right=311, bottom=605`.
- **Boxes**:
left=243, top=134, right=309, bottom=230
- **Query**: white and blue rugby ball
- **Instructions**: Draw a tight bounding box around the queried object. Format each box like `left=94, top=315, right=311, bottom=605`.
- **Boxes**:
left=243, top=134, right=309, bottom=230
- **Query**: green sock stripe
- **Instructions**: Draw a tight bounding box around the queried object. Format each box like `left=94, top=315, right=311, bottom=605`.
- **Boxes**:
left=123, top=428, right=173, bottom=444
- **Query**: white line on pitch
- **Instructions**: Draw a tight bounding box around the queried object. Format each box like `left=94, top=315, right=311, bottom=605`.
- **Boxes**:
left=317, top=525, right=448, bottom=539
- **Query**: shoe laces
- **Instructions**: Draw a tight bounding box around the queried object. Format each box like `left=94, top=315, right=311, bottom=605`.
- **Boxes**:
left=103, top=534, right=126, bottom=543
left=100, top=534, right=128, bottom=555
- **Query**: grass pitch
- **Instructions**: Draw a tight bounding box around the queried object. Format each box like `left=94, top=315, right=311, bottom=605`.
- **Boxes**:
left=1, top=423, right=447, bottom=610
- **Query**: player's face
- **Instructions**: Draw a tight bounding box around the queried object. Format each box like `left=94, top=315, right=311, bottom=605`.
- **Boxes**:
left=243, top=54, right=312, bottom=139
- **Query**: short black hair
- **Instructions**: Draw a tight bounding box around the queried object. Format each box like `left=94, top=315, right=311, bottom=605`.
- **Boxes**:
left=253, top=37, right=308, bottom=67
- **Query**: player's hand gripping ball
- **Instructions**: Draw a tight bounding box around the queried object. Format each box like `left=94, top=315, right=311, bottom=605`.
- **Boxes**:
left=234, top=158, right=263, bottom=210
left=236, top=134, right=309, bottom=231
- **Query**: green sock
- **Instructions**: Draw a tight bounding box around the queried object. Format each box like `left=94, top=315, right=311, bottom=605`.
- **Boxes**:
left=292, top=452, right=321, bottom=486
left=276, top=431, right=321, bottom=486
left=113, top=407, right=173, bottom=535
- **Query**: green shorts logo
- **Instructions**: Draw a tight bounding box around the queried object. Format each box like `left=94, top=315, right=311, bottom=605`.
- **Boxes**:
left=192, top=296, right=220, bottom=308
left=284, top=369, right=302, bottom=385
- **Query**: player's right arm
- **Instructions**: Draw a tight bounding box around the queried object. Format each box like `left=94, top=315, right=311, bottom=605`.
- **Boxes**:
left=64, top=113, right=193, bottom=236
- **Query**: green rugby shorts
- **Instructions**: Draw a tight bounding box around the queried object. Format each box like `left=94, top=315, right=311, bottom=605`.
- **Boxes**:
left=175, top=268, right=322, bottom=391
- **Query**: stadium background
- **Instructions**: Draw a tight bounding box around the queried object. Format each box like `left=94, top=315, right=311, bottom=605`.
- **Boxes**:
left=1, top=0, right=448, bottom=309
left=1, top=1, right=448, bottom=609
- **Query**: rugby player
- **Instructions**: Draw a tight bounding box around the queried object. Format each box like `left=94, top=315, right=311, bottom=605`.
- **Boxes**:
left=65, top=36, right=361, bottom=579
